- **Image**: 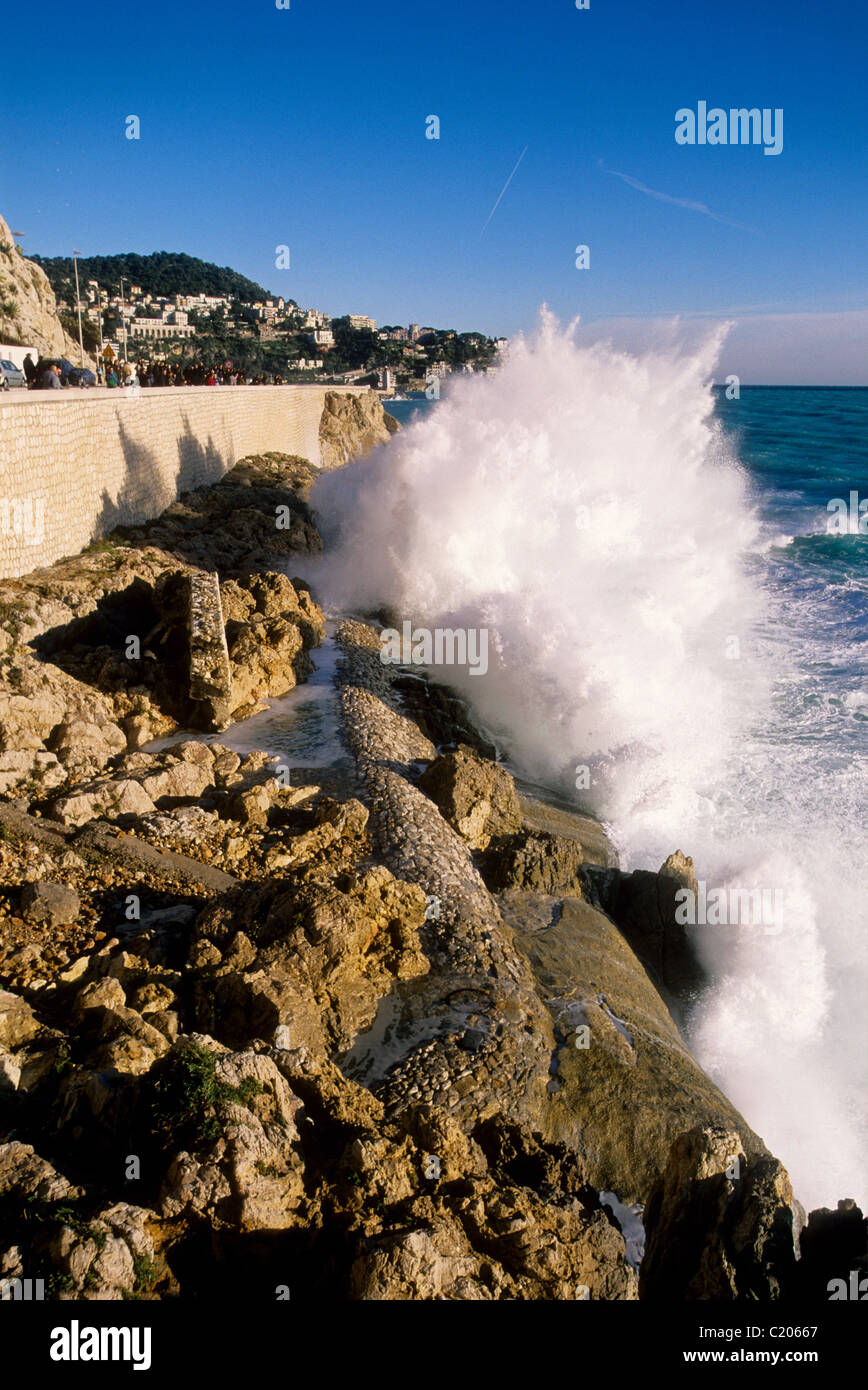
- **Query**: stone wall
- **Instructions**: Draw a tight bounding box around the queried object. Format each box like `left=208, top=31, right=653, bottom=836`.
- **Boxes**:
left=0, top=385, right=365, bottom=579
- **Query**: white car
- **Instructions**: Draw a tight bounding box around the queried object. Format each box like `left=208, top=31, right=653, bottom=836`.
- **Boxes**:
left=0, top=359, right=27, bottom=390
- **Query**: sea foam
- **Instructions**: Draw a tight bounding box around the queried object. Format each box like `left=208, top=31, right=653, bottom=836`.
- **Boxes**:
left=311, top=310, right=867, bottom=1211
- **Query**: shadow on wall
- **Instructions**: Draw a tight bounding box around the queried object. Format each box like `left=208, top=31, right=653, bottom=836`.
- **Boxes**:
left=94, top=416, right=231, bottom=540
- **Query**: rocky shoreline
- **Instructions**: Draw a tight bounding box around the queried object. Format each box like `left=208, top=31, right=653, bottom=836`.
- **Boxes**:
left=0, top=417, right=864, bottom=1300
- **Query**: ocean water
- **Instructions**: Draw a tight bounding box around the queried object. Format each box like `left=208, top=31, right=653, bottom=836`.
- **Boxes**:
left=314, top=319, right=867, bottom=1211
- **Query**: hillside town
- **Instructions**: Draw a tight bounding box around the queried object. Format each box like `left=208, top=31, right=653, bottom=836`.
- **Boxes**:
left=51, top=276, right=508, bottom=393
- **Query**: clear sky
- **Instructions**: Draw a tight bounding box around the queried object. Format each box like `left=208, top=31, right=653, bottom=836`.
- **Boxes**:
left=1, top=0, right=865, bottom=381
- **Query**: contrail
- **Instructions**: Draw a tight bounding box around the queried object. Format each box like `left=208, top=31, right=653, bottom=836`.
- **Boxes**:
left=599, top=159, right=756, bottom=232
left=480, top=145, right=528, bottom=237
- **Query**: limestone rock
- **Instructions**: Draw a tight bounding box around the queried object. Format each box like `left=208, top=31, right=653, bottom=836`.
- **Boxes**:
left=582, top=860, right=707, bottom=1005
left=48, top=776, right=157, bottom=827
left=0, top=215, right=92, bottom=363
left=318, top=389, right=398, bottom=471
left=191, top=866, right=428, bottom=1055
left=797, top=1199, right=868, bottom=1298
left=500, top=893, right=765, bottom=1202
left=0, top=1141, right=78, bottom=1203
left=350, top=1219, right=488, bottom=1300
left=49, top=719, right=127, bottom=779
left=640, top=1126, right=798, bottom=1299
left=0, top=990, right=39, bottom=1049
left=418, top=745, right=522, bottom=850
left=483, top=829, right=584, bottom=894
left=21, top=880, right=81, bottom=927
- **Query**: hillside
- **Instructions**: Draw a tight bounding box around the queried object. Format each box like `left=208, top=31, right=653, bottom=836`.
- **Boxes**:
left=30, top=250, right=278, bottom=305
left=0, top=211, right=91, bottom=362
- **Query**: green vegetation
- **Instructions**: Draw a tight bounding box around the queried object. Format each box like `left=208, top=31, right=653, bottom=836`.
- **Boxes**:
left=150, top=1041, right=264, bottom=1148
left=58, top=311, right=101, bottom=355
left=31, top=250, right=277, bottom=305
left=132, top=1253, right=157, bottom=1292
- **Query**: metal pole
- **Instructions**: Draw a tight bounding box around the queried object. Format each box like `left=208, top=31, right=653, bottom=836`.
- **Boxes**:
left=72, top=250, right=85, bottom=367
left=95, top=285, right=104, bottom=382
left=118, top=279, right=128, bottom=363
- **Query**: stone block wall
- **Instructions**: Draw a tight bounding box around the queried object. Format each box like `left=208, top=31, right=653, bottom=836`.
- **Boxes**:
left=0, top=385, right=363, bottom=578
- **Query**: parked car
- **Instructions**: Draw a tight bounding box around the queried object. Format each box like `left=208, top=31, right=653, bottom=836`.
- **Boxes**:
left=67, top=365, right=96, bottom=387
left=0, top=359, right=27, bottom=390
left=32, top=357, right=74, bottom=387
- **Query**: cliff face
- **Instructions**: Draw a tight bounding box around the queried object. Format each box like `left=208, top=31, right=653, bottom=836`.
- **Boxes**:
left=0, top=212, right=89, bottom=362
left=319, top=389, right=399, bottom=470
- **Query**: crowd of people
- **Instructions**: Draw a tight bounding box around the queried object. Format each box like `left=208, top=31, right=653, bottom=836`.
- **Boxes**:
left=122, top=359, right=285, bottom=388
left=19, top=351, right=288, bottom=390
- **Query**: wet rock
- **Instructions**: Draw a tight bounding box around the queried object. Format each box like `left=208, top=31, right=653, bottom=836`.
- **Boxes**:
left=640, top=1126, right=798, bottom=1299
left=797, top=1199, right=868, bottom=1298
left=581, top=856, right=707, bottom=1005
left=483, top=830, right=584, bottom=894
left=418, top=745, right=522, bottom=850
left=501, top=893, right=765, bottom=1202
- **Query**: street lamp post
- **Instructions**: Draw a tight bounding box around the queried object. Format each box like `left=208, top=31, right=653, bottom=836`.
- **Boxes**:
left=94, top=284, right=105, bottom=381
left=117, top=279, right=128, bottom=363
left=72, top=250, right=85, bottom=367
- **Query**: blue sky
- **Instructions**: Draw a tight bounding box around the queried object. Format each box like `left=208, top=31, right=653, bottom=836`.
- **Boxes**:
left=1, top=0, right=866, bottom=380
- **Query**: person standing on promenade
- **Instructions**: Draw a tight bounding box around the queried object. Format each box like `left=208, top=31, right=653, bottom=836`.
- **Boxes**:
left=23, top=353, right=35, bottom=386
left=41, top=362, right=62, bottom=388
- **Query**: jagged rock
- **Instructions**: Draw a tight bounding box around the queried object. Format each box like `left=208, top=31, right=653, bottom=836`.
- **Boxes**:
left=640, top=1126, right=798, bottom=1299
left=48, top=776, right=157, bottom=827
left=350, top=1218, right=489, bottom=1300
left=797, top=1199, right=868, bottom=1298
left=191, top=866, right=428, bottom=1055
left=582, top=858, right=707, bottom=1005
left=318, top=389, right=398, bottom=471
left=0, top=1141, right=78, bottom=1203
left=0, top=214, right=91, bottom=362
left=0, top=990, right=38, bottom=1049
left=156, top=1042, right=305, bottom=1231
left=483, top=829, right=584, bottom=894
left=458, top=1186, right=637, bottom=1301
left=0, top=748, right=66, bottom=795
left=137, top=760, right=214, bottom=804
left=48, top=719, right=127, bottom=778
left=418, top=745, right=522, bottom=850
left=659, top=849, right=698, bottom=894
left=263, top=797, right=369, bottom=869
left=219, top=573, right=324, bottom=721
left=20, top=880, right=80, bottom=927
left=45, top=1201, right=162, bottom=1300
